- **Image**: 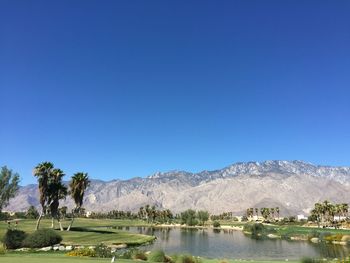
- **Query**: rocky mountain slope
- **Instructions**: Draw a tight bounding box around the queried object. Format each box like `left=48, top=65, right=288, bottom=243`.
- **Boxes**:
left=6, top=160, right=350, bottom=215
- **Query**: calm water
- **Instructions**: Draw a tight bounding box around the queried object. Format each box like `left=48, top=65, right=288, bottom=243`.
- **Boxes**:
left=120, top=227, right=350, bottom=260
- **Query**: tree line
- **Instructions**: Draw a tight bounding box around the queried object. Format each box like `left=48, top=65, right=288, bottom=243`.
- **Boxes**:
left=245, top=207, right=280, bottom=221
left=310, top=200, right=349, bottom=227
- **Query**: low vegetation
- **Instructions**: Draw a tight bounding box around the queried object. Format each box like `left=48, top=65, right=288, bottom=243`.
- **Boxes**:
left=148, top=250, right=166, bottom=262
left=23, top=229, right=62, bottom=248
left=2, top=229, right=27, bottom=249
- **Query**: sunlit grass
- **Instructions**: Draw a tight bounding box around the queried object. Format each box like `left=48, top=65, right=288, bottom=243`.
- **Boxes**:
left=0, top=218, right=154, bottom=246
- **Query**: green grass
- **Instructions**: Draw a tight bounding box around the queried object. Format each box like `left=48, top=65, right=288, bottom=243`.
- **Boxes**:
left=0, top=253, right=299, bottom=263
left=0, top=219, right=154, bottom=246
left=274, top=225, right=350, bottom=237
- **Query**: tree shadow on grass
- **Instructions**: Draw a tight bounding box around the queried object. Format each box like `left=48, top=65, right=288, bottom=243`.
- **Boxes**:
left=68, top=227, right=114, bottom=234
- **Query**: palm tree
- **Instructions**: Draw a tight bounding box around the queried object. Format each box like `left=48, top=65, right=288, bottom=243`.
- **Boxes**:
left=138, top=206, right=145, bottom=220
left=322, top=200, right=333, bottom=224
left=335, top=204, right=342, bottom=222
left=67, top=172, right=90, bottom=231
left=342, top=203, right=349, bottom=219
left=145, top=204, right=151, bottom=223
left=270, top=208, right=275, bottom=221
left=48, top=168, right=67, bottom=231
left=246, top=208, right=250, bottom=218
left=60, top=206, right=68, bottom=219
left=314, top=202, right=323, bottom=227
left=275, top=207, right=280, bottom=221
left=33, top=162, right=54, bottom=230
left=260, top=208, right=270, bottom=221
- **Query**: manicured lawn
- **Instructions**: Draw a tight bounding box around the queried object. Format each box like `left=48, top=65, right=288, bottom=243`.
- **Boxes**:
left=0, top=253, right=299, bottom=263
left=274, top=225, right=350, bottom=237
left=219, top=219, right=350, bottom=237
left=0, top=218, right=154, bottom=246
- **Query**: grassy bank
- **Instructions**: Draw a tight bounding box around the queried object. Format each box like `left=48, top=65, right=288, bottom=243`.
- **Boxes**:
left=0, top=252, right=299, bottom=263
left=0, top=219, right=154, bottom=246
left=241, top=221, right=350, bottom=243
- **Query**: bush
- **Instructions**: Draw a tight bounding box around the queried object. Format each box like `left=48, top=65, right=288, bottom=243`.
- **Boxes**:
left=175, top=255, right=201, bottom=263
left=116, top=249, right=133, bottom=259
left=94, top=243, right=112, bottom=258
left=301, top=257, right=314, bottom=263
left=133, top=250, right=147, bottom=260
left=0, top=245, right=6, bottom=255
left=241, top=216, right=248, bottom=222
left=212, top=221, right=220, bottom=228
left=23, top=229, right=62, bottom=248
left=243, top=223, right=264, bottom=233
left=2, top=229, right=27, bottom=249
left=318, top=231, right=331, bottom=241
left=148, top=250, right=166, bottom=262
left=300, top=257, right=323, bottom=263
left=66, top=248, right=96, bottom=257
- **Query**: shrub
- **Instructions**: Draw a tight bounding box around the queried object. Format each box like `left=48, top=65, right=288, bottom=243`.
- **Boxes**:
left=244, top=223, right=264, bottom=233
left=300, top=257, right=323, bottom=263
left=175, top=254, right=201, bottom=263
left=318, top=231, right=331, bottom=242
left=66, top=248, right=96, bottom=257
left=307, top=230, right=320, bottom=240
left=2, top=229, right=27, bottom=249
left=0, top=246, right=6, bottom=255
left=0, top=212, right=10, bottom=220
left=241, top=216, right=248, bottom=222
left=301, top=257, right=314, bottom=263
left=212, top=221, right=220, bottom=228
left=148, top=250, right=166, bottom=262
left=23, top=229, right=62, bottom=248
left=94, top=243, right=112, bottom=258
left=116, top=249, right=133, bottom=259
left=324, top=233, right=343, bottom=242
left=133, top=250, right=147, bottom=260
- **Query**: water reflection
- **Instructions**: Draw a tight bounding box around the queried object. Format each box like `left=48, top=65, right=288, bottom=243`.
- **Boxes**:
left=119, top=226, right=349, bottom=260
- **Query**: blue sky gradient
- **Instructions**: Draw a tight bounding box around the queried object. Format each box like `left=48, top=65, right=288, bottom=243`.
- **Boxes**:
left=1, top=1, right=350, bottom=185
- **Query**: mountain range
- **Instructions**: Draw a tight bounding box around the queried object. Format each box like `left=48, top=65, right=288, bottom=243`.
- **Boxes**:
left=6, top=160, right=350, bottom=215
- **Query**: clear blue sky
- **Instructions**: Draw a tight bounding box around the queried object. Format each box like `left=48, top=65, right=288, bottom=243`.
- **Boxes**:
left=1, top=1, right=350, bottom=185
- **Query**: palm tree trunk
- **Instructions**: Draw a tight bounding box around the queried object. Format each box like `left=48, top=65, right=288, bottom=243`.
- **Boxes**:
left=56, top=216, right=64, bottom=231
left=67, top=212, right=75, bottom=231
left=36, top=211, right=44, bottom=230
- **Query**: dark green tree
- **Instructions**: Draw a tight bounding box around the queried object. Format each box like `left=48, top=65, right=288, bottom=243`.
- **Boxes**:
left=0, top=166, right=20, bottom=213
left=33, top=162, right=54, bottom=230
left=26, top=205, right=39, bottom=219
left=67, top=172, right=90, bottom=231
left=48, top=168, right=67, bottom=231
left=197, top=210, right=209, bottom=226
left=180, top=209, right=198, bottom=226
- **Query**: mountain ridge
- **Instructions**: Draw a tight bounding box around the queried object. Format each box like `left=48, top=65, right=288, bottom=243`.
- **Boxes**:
left=6, top=160, right=350, bottom=215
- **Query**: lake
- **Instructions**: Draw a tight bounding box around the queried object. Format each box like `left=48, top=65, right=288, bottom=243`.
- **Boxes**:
left=120, top=226, right=350, bottom=260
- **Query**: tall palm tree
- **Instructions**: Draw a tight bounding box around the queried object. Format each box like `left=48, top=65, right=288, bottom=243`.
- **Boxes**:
left=342, top=203, right=349, bottom=219
left=275, top=207, right=280, bottom=221
left=335, top=204, right=342, bottom=222
left=322, top=200, right=333, bottom=224
left=67, top=172, right=90, bottom=231
left=270, top=208, right=275, bottom=221
left=138, top=206, right=145, bottom=220
left=314, top=202, right=323, bottom=227
left=33, top=162, right=54, bottom=230
left=48, top=169, right=67, bottom=231
left=145, top=204, right=151, bottom=223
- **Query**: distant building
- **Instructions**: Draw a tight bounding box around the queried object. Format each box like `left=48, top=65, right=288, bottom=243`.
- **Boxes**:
left=85, top=211, right=92, bottom=218
left=297, top=214, right=307, bottom=221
